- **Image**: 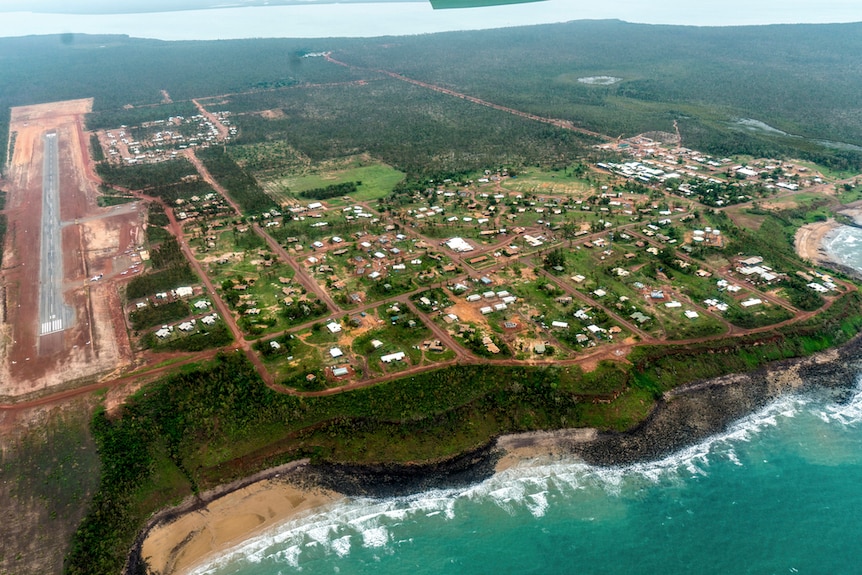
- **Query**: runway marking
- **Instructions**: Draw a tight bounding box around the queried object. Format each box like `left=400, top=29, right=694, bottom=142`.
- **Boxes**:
left=40, top=319, right=63, bottom=335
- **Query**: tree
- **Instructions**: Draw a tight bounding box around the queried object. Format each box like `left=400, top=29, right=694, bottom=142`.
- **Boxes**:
left=543, top=248, right=565, bottom=271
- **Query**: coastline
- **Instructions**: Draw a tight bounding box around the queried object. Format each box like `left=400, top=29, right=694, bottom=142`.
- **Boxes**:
left=136, top=336, right=862, bottom=575
left=133, top=231, right=862, bottom=575
left=795, top=219, right=840, bottom=265
left=131, top=460, right=339, bottom=575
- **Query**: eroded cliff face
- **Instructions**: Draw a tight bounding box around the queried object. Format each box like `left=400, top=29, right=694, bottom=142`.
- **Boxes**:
left=575, top=338, right=862, bottom=466
left=296, top=336, right=862, bottom=496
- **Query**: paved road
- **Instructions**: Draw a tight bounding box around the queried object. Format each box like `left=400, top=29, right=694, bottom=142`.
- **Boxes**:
left=39, top=133, right=71, bottom=336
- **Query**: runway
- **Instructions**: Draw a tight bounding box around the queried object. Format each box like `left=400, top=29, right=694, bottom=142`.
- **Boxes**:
left=39, top=132, right=72, bottom=337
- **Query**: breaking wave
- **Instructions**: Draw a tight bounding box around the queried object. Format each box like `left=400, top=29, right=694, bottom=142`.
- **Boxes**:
left=191, top=382, right=862, bottom=574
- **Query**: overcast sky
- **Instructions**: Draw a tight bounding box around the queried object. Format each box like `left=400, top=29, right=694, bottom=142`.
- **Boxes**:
left=0, top=0, right=860, bottom=40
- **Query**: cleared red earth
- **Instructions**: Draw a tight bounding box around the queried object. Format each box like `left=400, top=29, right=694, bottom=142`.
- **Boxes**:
left=0, top=100, right=135, bottom=399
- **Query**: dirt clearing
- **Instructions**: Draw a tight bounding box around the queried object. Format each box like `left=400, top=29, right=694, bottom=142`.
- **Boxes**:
left=0, top=99, right=136, bottom=400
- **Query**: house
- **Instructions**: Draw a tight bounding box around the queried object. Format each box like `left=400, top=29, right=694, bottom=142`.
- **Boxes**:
left=371, top=339, right=384, bottom=349
left=631, top=312, right=651, bottom=324
left=194, top=300, right=210, bottom=310
left=326, top=321, right=342, bottom=333
left=156, top=328, right=171, bottom=338
left=201, top=314, right=218, bottom=325
left=332, top=367, right=350, bottom=377
left=329, top=347, right=343, bottom=358
left=551, top=321, right=569, bottom=329
left=270, top=341, right=281, bottom=350
left=685, top=310, right=699, bottom=319
left=178, top=321, right=195, bottom=332
left=176, top=286, right=194, bottom=298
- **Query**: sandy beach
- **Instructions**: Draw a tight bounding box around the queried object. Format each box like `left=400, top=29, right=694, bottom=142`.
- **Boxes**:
left=494, top=428, right=598, bottom=471
left=140, top=467, right=341, bottom=575
left=794, top=219, right=841, bottom=264
left=138, top=430, right=599, bottom=575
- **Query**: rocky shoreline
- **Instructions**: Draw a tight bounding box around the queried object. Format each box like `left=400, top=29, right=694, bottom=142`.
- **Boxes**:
left=295, top=334, right=862, bottom=495
left=127, top=334, right=862, bottom=574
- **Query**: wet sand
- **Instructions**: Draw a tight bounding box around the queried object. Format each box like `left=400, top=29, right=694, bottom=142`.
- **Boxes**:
left=142, top=430, right=599, bottom=575
left=795, top=219, right=840, bottom=264
left=139, top=464, right=340, bottom=575
left=494, top=428, right=598, bottom=471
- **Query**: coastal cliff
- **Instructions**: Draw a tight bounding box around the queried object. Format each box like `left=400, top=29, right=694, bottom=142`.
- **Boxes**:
left=128, top=334, right=862, bottom=574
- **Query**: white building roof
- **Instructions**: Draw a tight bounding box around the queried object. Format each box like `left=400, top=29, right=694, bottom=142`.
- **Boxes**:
left=445, top=237, right=474, bottom=253
left=381, top=351, right=406, bottom=363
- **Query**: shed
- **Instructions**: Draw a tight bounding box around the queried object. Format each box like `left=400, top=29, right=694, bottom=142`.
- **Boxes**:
left=381, top=351, right=406, bottom=363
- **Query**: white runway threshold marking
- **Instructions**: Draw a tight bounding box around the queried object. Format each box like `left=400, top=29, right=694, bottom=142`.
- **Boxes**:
left=41, top=319, right=64, bottom=335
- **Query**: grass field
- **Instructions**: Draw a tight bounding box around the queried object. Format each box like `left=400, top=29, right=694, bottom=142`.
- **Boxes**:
left=261, top=157, right=404, bottom=204
left=501, top=168, right=596, bottom=196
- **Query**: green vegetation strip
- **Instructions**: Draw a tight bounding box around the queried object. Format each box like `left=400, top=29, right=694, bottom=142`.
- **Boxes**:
left=126, top=238, right=197, bottom=300
left=0, top=214, right=6, bottom=268
left=196, top=147, right=277, bottom=214
left=97, top=159, right=198, bottom=192
left=129, top=301, right=191, bottom=331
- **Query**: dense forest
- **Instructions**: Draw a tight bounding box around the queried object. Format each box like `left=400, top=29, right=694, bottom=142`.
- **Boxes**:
left=195, top=147, right=278, bottom=213
left=2, top=21, right=862, bottom=176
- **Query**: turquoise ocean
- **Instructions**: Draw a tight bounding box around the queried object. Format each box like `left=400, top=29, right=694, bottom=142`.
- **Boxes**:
left=191, top=296, right=862, bottom=573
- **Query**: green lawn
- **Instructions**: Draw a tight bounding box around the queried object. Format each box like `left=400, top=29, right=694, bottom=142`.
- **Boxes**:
left=262, top=159, right=404, bottom=203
